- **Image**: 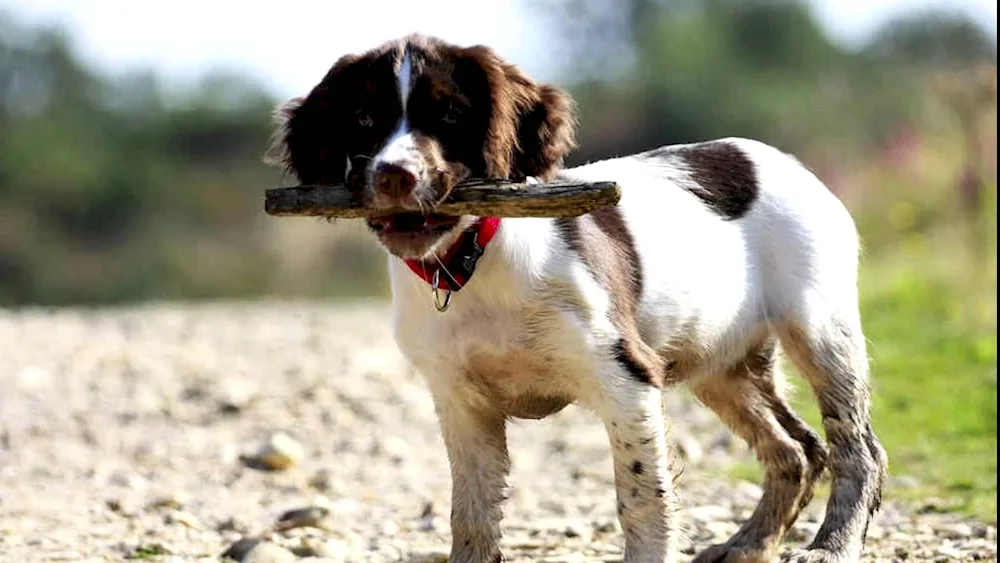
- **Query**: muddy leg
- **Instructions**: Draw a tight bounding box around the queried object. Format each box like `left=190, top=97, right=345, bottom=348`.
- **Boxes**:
left=778, top=319, right=888, bottom=563
left=691, top=339, right=827, bottom=563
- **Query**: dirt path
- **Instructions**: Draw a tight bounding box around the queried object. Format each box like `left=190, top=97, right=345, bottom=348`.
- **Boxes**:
left=0, top=303, right=994, bottom=562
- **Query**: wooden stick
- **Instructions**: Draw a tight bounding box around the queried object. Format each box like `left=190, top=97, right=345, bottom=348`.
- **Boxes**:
left=264, top=180, right=621, bottom=219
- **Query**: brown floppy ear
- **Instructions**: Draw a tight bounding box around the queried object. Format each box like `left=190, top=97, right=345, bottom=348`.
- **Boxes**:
left=264, top=55, right=358, bottom=185
left=461, top=46, right=577, bottom=181
left=511, top=84, right=577, bottom=181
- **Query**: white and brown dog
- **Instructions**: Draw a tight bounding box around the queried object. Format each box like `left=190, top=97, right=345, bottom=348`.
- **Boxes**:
left=268, top=34, right=888, bottom=563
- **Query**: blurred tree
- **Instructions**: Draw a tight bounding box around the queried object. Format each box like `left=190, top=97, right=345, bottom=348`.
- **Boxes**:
left=0, top=13, right=282, bottom=304
left=867, top=10, right=998, bottom=69
left=0, top=5, right=995, bottom=306
left=534, top=0, right=993, bottom=173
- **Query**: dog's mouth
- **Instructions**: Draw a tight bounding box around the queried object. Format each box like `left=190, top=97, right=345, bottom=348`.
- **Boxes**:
left=367, top=211, right=459, bottom=234
left=366, top=212, right=462, bottom=259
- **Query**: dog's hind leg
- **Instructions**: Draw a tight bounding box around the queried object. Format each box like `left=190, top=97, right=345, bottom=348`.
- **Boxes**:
left=690, top=337, right=828, bottom=563
left=776, top=309, right=888, bottom=563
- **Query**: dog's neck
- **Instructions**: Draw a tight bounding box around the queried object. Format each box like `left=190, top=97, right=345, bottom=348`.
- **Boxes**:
left=388, top=216, right=542, bottom=314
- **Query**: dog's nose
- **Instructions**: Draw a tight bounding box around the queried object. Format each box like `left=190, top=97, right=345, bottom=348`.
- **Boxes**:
left=373, top=162, right=418, bottom=200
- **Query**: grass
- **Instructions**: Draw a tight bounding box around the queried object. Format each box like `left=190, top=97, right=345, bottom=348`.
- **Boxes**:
left=127, top=544, right=171, bottom=559
left=729, top=187, right=997, bottom=523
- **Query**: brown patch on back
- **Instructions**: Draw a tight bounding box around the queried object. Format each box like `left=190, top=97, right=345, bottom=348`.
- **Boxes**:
left=556, top=207, right=667, bottom=387
left=643, top=140, right=759, bottom=220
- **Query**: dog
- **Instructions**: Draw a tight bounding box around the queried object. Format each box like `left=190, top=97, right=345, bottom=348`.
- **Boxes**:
left=267, top=34, right=888, bottom=563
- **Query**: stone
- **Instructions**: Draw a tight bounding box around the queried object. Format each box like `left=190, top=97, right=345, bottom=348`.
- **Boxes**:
left=222, top=538, right=296, bottom=563
left=165, top=510, right=200, bottom=528
left=939, top=522, right=973, bottom=539
left=274, top=506, right=330, bottom=531
left=675, top=431, right=704, bottom=464
left=293, top=537, right=349, bottom=561
left=240, top=432, right=306, bottom=471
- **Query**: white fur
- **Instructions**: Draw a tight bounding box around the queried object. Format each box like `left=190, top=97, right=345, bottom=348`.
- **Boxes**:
left=392, top=138, right=860, bottom=384
left=367, top=49, right=423, bottom=196
left=388, top=137, right=866, bottom=562
left=397, top=49, right=413, bottom=109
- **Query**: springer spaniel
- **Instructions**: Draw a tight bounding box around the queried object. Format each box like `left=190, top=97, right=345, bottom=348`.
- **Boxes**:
left=268, top=34, right=887, bottom=563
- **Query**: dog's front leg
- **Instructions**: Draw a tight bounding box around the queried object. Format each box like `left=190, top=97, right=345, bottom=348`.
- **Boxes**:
left=433, top=389, right=509, bottom=563
left=586, top=354, right=680, bottom=563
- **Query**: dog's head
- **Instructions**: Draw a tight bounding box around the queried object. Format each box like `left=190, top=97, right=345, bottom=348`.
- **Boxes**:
left=267, top=34, right=577, bottom=259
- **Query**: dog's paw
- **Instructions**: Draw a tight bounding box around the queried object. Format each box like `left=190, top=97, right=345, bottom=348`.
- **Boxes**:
left=692, top=543, right=773, bottom=563
left=779, top=547, right=852, bottom=563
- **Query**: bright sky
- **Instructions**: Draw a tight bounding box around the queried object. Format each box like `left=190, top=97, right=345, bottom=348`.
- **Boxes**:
left=5, top=0, right=997, bottom=97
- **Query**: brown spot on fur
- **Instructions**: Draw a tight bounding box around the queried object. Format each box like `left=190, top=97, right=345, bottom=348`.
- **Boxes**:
left=641, top=140, right=758, bottom=220
left=611, top=339, right=653, bottom=385
left=631, top=460, right=644, bottom=475
left=556, top=207, right=665, bottom=386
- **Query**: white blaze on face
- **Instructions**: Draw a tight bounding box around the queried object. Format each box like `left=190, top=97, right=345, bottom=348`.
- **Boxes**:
left=369, top=48, right=421, bottom=180
left=397, top=48, right=413, bottom=109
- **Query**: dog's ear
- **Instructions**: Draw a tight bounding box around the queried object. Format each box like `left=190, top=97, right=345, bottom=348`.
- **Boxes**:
left=460, top=46, right=577, bottom=181
left=511, top=83, right=577, bottom=181
left=265, top=55, right=359, bottom=185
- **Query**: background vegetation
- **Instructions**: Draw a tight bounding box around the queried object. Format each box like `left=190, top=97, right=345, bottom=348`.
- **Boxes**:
left=0, top=1, right=995, bottom=521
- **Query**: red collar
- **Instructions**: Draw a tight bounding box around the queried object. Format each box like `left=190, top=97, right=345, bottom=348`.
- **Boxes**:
left=404, top=217, right=501, bottom=291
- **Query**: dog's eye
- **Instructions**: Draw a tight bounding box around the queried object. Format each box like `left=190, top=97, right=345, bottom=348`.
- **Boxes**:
left=356, top=109, right=374, bottom=128
left=441, top=101, right=462, bottom=125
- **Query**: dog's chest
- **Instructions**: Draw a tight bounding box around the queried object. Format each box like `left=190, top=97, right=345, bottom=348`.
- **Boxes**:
left=393, top=298, right=588, bottom=419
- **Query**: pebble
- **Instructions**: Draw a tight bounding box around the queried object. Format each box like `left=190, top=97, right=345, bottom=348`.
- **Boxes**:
left=674, top=431, right=704, bottom=464
left=293, top=537, right=349, bottom=560
left=165, top=510, right=200, bottom=528
left=216, top=377, right=259, bottom=414
left=217, top=515, right=253, bottom=534
left=307, top=468, right=334, bottom=492
left=936, top=544, right=964, bottom=559
left=108, top=470, right=146, bottom=489
left=378, top=519, right=400, bottom=536
left=240, top=433, right=306, bottom=471
left=734, top=480, right=763, bottom=502
left=593, top=519, right=618, bottom=534
left=939, top=522, right=973, bottom=539
left=148, top=492, right=191, bottom=510
left=563, top=522, right=588, bottom=539
left=222, top=538, right=296, bottom=563
left=274, top=506, right=330, bottom=531
left=787, top=522, right=819, bottom=542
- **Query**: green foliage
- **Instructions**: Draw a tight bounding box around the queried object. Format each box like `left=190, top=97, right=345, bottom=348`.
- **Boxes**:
left=0, top=15, right=284, bottom=305
left=127, top=544, right=171, bottom=559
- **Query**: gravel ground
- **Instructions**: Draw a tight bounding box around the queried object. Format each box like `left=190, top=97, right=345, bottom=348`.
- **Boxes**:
left=0, top=302, right=995, bottom=563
